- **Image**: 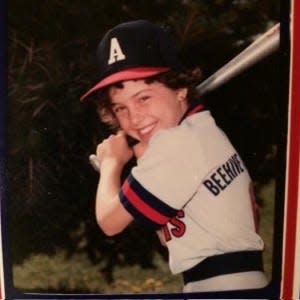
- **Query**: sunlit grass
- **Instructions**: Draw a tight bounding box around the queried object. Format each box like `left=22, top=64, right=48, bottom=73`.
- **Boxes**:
left=258, top=179, right=276, bottom=280
left=13, top=251, right=182, bottom=293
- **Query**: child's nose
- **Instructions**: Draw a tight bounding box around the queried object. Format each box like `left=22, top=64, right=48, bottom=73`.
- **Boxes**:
left=129, top=108, right=143, bottom=125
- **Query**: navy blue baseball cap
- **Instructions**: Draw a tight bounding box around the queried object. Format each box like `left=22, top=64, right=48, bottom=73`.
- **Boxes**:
left=80, top=20, right=183, bottom=101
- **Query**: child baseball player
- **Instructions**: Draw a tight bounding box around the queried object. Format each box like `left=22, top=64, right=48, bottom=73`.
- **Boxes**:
left=80, top=20, right=268, bottom=292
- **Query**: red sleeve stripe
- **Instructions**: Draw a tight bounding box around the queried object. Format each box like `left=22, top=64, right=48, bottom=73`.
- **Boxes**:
left=122, top=180, right=171, bottom=225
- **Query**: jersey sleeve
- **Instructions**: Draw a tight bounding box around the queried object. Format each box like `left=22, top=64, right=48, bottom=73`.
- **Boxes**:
left=119, top=126, right=206, bottom=229
left=119, top=174, right=179, bottom=230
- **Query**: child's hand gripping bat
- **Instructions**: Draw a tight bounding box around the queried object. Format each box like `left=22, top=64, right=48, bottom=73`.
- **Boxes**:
left=89, top=135, right=139, bottom=172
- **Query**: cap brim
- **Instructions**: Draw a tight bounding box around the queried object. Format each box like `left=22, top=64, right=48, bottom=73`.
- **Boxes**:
left=80, top=67, right=170, bottom=102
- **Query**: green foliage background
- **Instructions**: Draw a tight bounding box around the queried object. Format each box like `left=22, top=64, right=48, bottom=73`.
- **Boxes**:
left=6, top=0, right=284, bottom=294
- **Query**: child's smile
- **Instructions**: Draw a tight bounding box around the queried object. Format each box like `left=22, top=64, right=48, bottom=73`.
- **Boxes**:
left=109, top=80, right=188, bottom=143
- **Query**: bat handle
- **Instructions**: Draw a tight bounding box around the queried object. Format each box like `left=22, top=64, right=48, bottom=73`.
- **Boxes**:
left=89, top=154, right=100, bottom=172
left=89, top=135, right=140, bottom=173
left=125, top=135, right=140, bottom=147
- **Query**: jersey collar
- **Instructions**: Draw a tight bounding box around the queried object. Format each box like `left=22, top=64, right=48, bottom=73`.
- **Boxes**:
left=179, top=99, right=205, bottom=124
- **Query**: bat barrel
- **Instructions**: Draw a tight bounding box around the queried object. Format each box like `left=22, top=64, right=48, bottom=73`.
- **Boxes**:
left=197, top=23, right=280, bottom=96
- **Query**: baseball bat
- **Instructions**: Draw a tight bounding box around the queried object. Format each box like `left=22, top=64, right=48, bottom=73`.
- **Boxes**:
left=89, top=23, right=280, bottom=172
left=197, top=23, right=280, bottom=96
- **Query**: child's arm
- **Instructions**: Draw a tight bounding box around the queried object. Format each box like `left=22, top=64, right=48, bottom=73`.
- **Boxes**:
left=96, top=159, right=133, bottom=236
left=95, top=132, right=134, bottom=236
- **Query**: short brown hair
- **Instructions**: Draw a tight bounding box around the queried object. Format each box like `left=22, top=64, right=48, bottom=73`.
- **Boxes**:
left=93, top=68, right=202, bottom=130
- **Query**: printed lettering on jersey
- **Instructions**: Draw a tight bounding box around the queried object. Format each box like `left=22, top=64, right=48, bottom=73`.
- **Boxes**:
left=163, top=210, right=186, bottom=242
left=202, top=153, right=245, bottom=196
left=108, top=37, right=126, bottom=65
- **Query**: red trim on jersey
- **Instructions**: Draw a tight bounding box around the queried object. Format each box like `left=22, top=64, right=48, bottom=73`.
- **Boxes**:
left=187, top=104, right=205, bottom=116
left=122, top=180, right=170, bottom=225
left=179, top=101, right=205, bottom=124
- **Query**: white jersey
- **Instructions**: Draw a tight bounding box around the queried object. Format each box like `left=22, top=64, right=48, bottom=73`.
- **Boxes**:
left=119, top=108, right=264, bottom=275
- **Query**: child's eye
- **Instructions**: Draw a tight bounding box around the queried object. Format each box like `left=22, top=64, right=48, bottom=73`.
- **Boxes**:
left=139, top=95, right=150, bottom=102
left=113, top=106, right=126, bottom=114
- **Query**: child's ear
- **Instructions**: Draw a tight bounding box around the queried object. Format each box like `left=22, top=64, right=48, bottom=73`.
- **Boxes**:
left=177, top=88, right=188, bottom=101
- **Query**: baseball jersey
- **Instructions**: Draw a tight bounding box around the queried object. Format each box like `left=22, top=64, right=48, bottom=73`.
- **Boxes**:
left=119, top=104, right=264, bottom=274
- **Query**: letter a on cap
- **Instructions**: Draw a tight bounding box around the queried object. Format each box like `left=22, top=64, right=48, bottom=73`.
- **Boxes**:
left=108, top=37, right=126, bottom=65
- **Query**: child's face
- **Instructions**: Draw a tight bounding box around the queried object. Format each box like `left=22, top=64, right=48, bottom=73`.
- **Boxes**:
left=109, top=80, right=188, bottom=143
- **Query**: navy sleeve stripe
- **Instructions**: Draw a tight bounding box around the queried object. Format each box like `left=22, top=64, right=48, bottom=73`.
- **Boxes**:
left=126, top=175, right=178, bottom=217
left=120, top=190, right=162, bottom=230
left=121, top=179, right=171, bottom=225
left=119, top=175, right=179, bottom=228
